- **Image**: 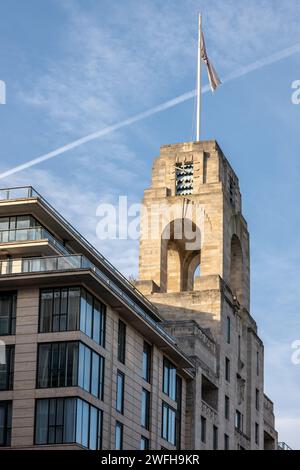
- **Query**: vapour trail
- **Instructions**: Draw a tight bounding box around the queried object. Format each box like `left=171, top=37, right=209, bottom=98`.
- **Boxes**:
left=1, top=41, right=300, bottom=180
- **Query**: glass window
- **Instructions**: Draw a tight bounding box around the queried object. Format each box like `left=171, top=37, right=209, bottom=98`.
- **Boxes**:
left=142, top=342, right=151, bottom=383
left=161, top=402, right=176, bottom=446
left=40, top=287, right=106, bottom=346
left=35, top=397, right=102, bottom=449
left=116, top=371, right=125, bottom=414
left=0, top=345, right=14, bottom=391
left=37, top=342, right=78, bottom=389
left=213, top=426, right=218, bottom=450
left=255, top=423, right=259, bottom=445
left=0, top=292, right=17, bottom=336
left=115, top=421, right=123, bottom=450
left=140, top=436, right=150, bottom=450
left=235, top=410, right=243, bottom=432
left=224, top=434, right=229, bottom=450
left=163, top=358, right=176, bottom=400
left=118, top=320, right=126, bottom=364
left=256, top=389, right=260, bottom=411
left=225, top=357, right=230, bottom=382
left=0, top=401, right=12, bottom=447
left=225, top=395, right=230, bottom=420
left=201, top=416, right=206, bottom=443
left=37, top=341, right=104, bottom=399
left=141, top=389, right=150, bottom=430
left=226, top=316, right=231, bottom=344
left=256, top=351, right=260, bottom=376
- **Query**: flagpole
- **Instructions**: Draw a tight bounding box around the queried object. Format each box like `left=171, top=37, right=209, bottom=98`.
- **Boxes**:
left=196, top=13, right=202, bottom=142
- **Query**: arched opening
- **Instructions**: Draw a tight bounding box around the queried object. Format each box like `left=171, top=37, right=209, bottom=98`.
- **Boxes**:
left=230, top=235, right=243, bottom=300
left=161, top=219, right=201, bottom=293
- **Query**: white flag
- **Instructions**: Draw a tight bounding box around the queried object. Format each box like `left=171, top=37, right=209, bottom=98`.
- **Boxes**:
left=201, top=31, right=221, bottom=92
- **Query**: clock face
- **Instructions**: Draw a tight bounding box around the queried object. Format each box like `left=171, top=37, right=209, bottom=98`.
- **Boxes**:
left=175, top=162, right=194, bottom=195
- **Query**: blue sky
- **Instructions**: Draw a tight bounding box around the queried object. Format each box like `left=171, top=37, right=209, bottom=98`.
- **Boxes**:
left=1, top=0, right=300, bottom=448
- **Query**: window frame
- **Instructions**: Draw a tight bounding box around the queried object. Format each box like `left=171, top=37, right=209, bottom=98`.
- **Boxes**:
left=0, top=345, right=15, bottom=391
left=116, top=370, right=125, bottom=414
left=141, top=388, right=150, bottom=430
left=115, top=421, right=123, bottom=450
left=34, top=397, right=103, bottom=449
left=0, top=292, right=17, bottom=336
left=117, top=320, right=126, bottom=364
left=142, top=341, right=151, bottom=383
left=163, top=357, right=177, bottom=401
left=0, top=401, right=12, bottom=447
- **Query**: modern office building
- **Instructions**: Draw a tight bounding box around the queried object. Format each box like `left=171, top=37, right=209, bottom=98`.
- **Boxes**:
left=0, top=141, right=278, bottom=450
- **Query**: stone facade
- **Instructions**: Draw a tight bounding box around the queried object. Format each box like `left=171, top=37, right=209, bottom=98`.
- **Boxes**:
left=136, top=140, right=278, bottom=450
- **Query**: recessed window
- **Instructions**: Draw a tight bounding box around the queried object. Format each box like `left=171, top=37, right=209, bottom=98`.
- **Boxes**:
left=226, top=316, right=231, bottom=344
left=224, top=434, right=229, bottom=450
left=115, top=421, right=123, bottom=450
left=141, top=389, right=150, bottom=430
left=0, top=401, right=12, bottom=447
left=225, top=395, right=230, bottom=420
left=140, top=436, right=150, bottom=450
left=201, top=416, right=206, bottom=443
left=118, top=320, right=126, bottom=364
left=256, top=351, right=260, bottom=376
left=142, top=342, right=151, bottom=383
left=255, top=389, right=260, bottom=411
left=0, top=345, right=14, bottom=391
left=162, top=402, right=176, bottom=446
left=0, top=292, right=17, bottom=336
left=163, top=358, right=177, bottom=400
left=35, top=398, right=102, bottom=449
left=225, top=357, right=230, bottom=382
left=235, top=410, right=243, bottom=432
left=255, top=423, right=259, bottom=445
left=116, top=371, right=125, bottom=414
left=213, top=426, right=218, bottom=450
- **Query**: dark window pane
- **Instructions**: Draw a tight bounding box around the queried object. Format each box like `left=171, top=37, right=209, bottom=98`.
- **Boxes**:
left=142, top=342, right=151, bottom=382
left=0, top=346, right=14, bottom=391
left=141, top=389, right=150, bottom=430
left=0, top=292, right=17, bottom=336
left=67, top=288, right=80, bottom=331
left=39, top=290, right=53, bottom=333
left=0, top=401, right=12, bottom=447
left=118, top=321, right=126, bottom=364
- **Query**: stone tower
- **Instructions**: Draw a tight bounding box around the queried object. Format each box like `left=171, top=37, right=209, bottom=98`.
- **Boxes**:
left=136, top=141, right=277, bottom=450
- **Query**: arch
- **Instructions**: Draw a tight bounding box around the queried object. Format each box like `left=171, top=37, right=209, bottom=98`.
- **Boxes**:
left=160, top=219, right=201, bottom=293
left=230, top=234, right=243, bottom=300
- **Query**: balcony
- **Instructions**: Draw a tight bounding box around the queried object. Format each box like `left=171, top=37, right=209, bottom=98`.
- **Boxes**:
left=0, top=227, right=71, bottom=256
left=0, top=186, right=160, bottom=323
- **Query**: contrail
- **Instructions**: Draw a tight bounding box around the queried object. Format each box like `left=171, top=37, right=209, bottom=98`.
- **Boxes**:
left=1, top=41, right=300, bottom=180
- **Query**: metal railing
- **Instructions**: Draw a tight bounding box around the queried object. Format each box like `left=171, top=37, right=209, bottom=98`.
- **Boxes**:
left=0, top=254, right=175, bottom=345
left=0, top=186, right=158, bottom=317
left=0, top=227, right=71, bottom=256
left=278, top=442, right=293, bottom=451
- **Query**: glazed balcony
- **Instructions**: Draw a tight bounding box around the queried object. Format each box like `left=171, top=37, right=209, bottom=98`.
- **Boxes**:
left=0, top=226, right=70, bottom=256
left=0, top=186, right=160, bottom=323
